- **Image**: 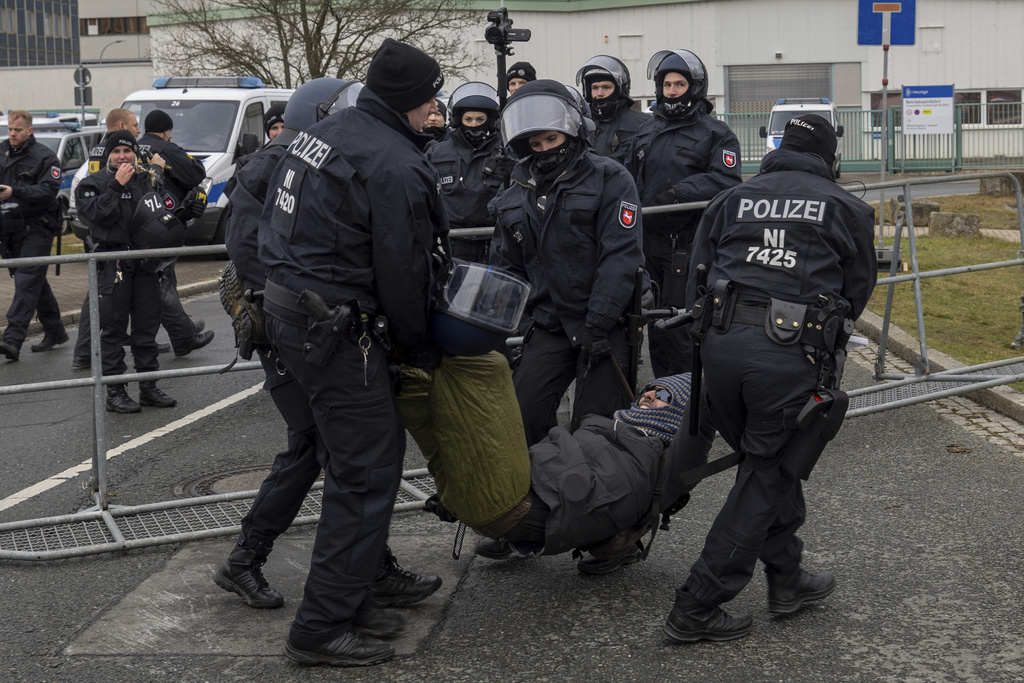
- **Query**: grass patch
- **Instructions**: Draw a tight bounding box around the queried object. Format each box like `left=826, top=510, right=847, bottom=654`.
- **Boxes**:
left=54, top=232, right=85, bottom=255
left=866, top=231, right=1024, bottom=389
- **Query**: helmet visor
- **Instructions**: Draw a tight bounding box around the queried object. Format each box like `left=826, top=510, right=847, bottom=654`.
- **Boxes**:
left=319, top=81, right=363, bottom=120
left=449, top=82, right=499, bottom=111
left=500, top=93, right=582, bottom=146
left=435, top=260, right=531, bottom=334
left=646, top=49, right=705, bottom=81
left=575, top=55, right=628, bottom=88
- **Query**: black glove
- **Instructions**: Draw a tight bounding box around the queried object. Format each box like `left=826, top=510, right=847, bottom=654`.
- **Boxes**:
left=423, top=494, right=459, bottom=523
left=654, top=188, right=678, bottom=206
left=582, top=325, right=612, bottom=365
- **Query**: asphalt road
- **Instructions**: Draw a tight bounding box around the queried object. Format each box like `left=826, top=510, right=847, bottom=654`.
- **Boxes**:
left=2, top=292, right=1024, bottom=682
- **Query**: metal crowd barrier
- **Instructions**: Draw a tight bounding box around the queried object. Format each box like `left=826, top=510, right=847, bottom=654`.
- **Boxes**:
left=3, top=171, right=1024, bottom=559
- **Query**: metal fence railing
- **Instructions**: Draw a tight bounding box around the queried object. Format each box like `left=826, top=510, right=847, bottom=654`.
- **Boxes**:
left=3, top=172, right=1024, bottom=559
left=717, top=103, right=1024, bottom=175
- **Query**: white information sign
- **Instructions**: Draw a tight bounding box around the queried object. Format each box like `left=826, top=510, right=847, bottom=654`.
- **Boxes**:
left=902, top=85, right=954, bottom=135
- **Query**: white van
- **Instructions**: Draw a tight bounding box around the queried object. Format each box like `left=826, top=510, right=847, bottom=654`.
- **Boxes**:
left=759, top=97, right=844, bottom=178
left=69, top=76, right=293, bottom=245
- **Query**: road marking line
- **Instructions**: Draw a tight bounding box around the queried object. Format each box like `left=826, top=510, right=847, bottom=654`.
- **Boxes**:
left=0, top=383, right=263, bottom=513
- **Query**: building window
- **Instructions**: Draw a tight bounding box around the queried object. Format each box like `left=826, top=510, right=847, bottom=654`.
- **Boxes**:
left=25, top=10, right=36, bottom=35
left=987, top=90, right=1022, bottom=126
left=870, top=91, right=903, bottom=128
left=955, top=91, right=982, bottom=125
left=79, top=17, right=149, bottom=36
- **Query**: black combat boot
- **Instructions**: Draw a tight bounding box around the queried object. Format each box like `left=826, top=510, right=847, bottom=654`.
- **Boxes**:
left=285, top=630, right=394, bottom=667
left=663, top=589, right=753, bottom=643
left=106, top=384, right=141, bottom=413
left=767, top=568, right=836, bottom=616
left=353, top=604, right=406, bottom=639
left=213, top=543, right=284, bottom=609
left=139, top=381, right=177, bottom=408
left=30, top=331, right=69, bottom=352
left=0, top=339, right=20, bottom=361
left=370, top=545, right=442, bottom=607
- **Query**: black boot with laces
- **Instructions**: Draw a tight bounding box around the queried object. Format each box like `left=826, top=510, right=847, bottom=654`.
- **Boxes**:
left=370, top=545, right=442, bottom=607
left=139, top=381, right=177, bottom=408
left=214, top=543, right=284, bottom=608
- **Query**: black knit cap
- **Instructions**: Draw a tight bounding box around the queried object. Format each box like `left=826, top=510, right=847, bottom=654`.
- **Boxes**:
left=506, top=61, right=536, bottom=83
left=104, top=129, right=139, bottom=157
left=779, top=114, right=836, bottom=168
left=263, top=104, right=285, bottom=135
left=144, top=109, right=174, bottom=134
left=365, top=38, right=444, bottom=113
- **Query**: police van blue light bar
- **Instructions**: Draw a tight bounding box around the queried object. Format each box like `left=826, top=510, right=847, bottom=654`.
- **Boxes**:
left=776, top=98, right=832, bottom=105
left=151, top=77, right=266, bottom=89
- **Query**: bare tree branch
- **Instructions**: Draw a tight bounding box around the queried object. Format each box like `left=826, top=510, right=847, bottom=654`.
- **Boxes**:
left=151, top=0, right=486, bottom=89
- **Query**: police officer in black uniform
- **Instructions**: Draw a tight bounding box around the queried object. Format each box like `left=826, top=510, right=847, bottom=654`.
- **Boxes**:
left=258, top=39, right=448, bottom=667
left=263, top=104, right=285, bottom=142
left=663, top=115, right=876, bottom=643
left=489, top=80, right=644, bottom=447
left=505, top=61, right=536, bottom=94
left=576, top=55, right=650, bottom=167
left=426, top=82, right=510, bottom=264
left=215, top=77, right=441, bottom=618
left=136, top=109, right=215, bottom=358
left=629, top=49, right=743, bottom=377
left=0, top=110, right=66, bottom=361
left=422, top=96, right=449, bottom=145
left=74, top=130, right=179, bottom=412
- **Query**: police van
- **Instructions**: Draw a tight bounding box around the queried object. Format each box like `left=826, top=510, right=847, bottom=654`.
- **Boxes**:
left=68, top=76, right=293, bottom=245
left=759, top=98, right=844, bottom=178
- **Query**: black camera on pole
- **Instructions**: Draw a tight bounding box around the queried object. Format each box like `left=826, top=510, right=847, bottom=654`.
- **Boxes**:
left=485, top=8, right=530, bottom=48
left=485, top=8, right=530, bottom=106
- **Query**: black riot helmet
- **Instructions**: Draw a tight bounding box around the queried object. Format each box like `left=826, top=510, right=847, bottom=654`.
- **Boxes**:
left=500, top=79, right=585, bottom=158
left=575, top=55, right=632, bottom=103
left=283, top=77, right=363, bottom=131
left=448, top=82, right=500, bottom=145
left=647, top=49, right=707, bottom=116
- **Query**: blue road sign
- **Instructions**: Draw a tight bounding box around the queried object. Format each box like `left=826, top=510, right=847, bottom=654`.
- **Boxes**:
left=858, top=0, right=916, bottom=45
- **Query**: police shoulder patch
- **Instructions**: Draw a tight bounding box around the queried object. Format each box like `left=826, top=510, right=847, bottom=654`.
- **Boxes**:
left=619, top=200, right=638, bottom=229
left=50, top=166, right=61, bottom=179
left=88, top=160, right=100, bottom=174
left=723, top=150, right=738, bottom=168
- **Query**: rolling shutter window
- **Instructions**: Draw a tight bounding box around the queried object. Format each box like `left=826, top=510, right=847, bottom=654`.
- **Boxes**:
left=727, top=64, right=831, bottom=112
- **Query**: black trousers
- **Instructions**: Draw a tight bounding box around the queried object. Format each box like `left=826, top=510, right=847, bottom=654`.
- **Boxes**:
left=267, top=314, right=404, bottom=647
left=97, top=262, right=161, bottom=378
left=2, top=228, right=65, bottom=348
left=644, top=232, right=694, bottom=378
left=159, top=262, right=199, bottom=352
left=683, top=324, right=816, bottom=608
left=513, top=324, right=631, bottom=446
left=74, top=261, right=196, bottom=362
left=236, top=346, right=323, bottom=550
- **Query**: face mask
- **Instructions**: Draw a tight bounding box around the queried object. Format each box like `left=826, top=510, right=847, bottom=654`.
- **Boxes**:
left=590, top=94, right=621, bottom=121
left=532, top=138, right=575, bottom=174
left=660, top=95, right=692, bottom=118
left=459, top=123, right=492, bottom=147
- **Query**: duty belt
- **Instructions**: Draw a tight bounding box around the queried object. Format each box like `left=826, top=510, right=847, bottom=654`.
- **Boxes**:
left=262, top=280, right=313, bottom=326
left=730, top=303, right=834, bottom=350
